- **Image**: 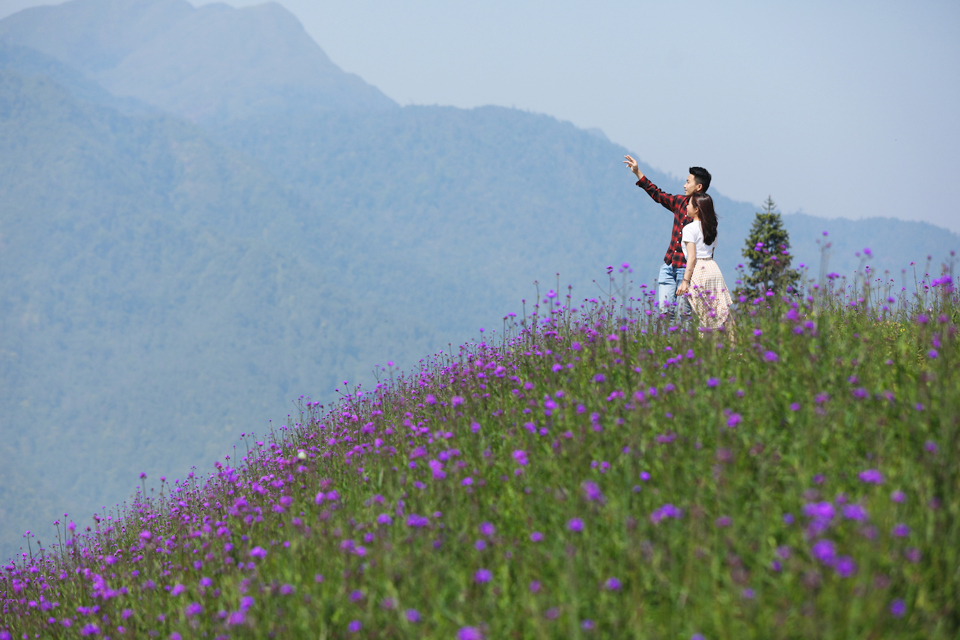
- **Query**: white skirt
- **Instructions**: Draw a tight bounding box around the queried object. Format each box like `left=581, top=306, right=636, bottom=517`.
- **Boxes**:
left=686, top=257, right=733, bottom=330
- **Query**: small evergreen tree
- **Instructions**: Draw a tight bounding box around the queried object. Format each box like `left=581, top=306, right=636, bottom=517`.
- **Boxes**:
left=740, top=196, right=801, bottom=294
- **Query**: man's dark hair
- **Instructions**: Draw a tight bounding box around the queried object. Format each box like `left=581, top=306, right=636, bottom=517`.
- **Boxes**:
left=689, top=166, right=711, bottom=192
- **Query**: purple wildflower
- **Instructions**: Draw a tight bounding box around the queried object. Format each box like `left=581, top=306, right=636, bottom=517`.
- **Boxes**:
left=834, top=556, right=857, bottom=578
left=841, top=504, right=869, bottom=521
left=604, top=577, right=622, bottom=591
left=582, top=480, right=604, bottom=502
left=474, top=569, right=492, bottom=583
left=428, top=459, right=446, bottom=480
left=567, top=518, right=584, bottom=532
left=892, top=523, right=910, bottom=537
left=858, top=469, right=884, bottom=484
left=480, top=522, right=495, bottom=537
left=530, top=531, right=544, bottom=542
left=650, top=503, right=684, bottom=524
left=890, top=599, right=906, bottom=617
left=406, top=514, right=429, bottom=527
left=457, top=626, right=484, bottom=640
left=405, top=609, right=421, bottom=623
left=811, top=539, right=837, bottom=566
left=512, top=450, right=529, bottom=466
left=348, top=620, right=362, bottom=633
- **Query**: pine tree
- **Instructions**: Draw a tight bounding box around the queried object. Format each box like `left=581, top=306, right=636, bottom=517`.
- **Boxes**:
left=740, top=196, right=800, bottom=294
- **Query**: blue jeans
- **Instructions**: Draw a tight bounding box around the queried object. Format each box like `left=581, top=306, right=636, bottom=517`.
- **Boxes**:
left=657, top=263, right=690, bottom=325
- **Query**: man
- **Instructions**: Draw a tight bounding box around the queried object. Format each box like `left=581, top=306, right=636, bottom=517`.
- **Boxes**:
left=623, top=156, right=711, bottom=324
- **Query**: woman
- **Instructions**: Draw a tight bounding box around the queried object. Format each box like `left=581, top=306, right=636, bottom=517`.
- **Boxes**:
left=676, top=194, right=735, bottom=335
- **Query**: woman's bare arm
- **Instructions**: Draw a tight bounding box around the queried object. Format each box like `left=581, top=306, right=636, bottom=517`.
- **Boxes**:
left=677, top=243, right=696, bottom=295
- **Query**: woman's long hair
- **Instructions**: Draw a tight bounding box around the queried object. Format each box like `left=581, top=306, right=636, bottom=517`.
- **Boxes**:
left=690, top=193, right=718, bottom=246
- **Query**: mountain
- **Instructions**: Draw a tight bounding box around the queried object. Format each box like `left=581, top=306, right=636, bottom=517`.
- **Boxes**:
left=0, top=40, right=157, bottom=115
left=207, top=107, right=959, bottom=296
left=0, top=66, right=428, bottom=562
left=0, top=0, right=396, bottom=121
left=0, top=0, right=957, bottom=562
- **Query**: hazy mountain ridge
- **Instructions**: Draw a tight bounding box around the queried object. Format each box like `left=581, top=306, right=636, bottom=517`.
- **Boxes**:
left=0, top=0, right=957, bottom=562
left=0, top=0, right=396, bottom=120
left=0, top=41, right=158, bottom=115
left=0, top=65, right=432, bottom=561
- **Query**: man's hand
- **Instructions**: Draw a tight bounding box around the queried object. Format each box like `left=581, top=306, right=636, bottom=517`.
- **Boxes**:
left=677, top=280, right=689, bottom=296
left=623, top=155, right=644, bottom=180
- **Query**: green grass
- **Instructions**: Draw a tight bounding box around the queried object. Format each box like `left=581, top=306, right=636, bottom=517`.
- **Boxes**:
left=2, top=272, right=958, bottom=639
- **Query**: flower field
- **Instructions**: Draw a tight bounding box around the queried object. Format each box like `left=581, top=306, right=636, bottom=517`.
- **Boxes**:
left=2, top=263, right=958, bottom=639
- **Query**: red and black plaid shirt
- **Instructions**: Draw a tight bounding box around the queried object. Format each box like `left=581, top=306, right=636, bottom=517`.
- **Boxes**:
left=636, top=176, right=688, bottom=268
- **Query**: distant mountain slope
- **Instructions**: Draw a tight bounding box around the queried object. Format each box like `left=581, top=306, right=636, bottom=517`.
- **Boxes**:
left=0, top=41, right=157, bottom=115
left=210, top=106, right=960, bottom=297
left=0, top=0, right=396, bottom=120
left=0, top=68, right=423, bottom=562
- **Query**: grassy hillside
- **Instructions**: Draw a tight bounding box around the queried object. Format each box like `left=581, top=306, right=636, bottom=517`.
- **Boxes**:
left=3, top=39, right=960, bottom=567
left=1, top=269, right=957, bottom=638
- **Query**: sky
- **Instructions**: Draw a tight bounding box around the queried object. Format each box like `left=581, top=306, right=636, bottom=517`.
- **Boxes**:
left=2, top=0, right=959, bottom=233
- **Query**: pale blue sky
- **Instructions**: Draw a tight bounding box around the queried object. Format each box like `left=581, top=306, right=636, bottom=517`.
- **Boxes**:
left=4, top=0, right=959, bottom=233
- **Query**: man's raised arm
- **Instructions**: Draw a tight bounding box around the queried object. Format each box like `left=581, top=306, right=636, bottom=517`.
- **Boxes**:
left=624, top=155, right=684, bottom=213
left=623, top=155, right=645, bottom=181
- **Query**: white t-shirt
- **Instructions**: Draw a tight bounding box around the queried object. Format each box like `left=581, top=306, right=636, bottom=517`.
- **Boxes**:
left=681, top=220, right=716, bottom=260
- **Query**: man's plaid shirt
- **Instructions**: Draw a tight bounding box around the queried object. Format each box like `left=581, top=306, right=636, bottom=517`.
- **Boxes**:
left=636, top=176, right=689, bottom=268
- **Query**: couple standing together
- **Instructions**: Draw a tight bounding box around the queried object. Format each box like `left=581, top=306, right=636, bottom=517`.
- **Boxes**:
left=623, top=156, right=734, bottom=335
